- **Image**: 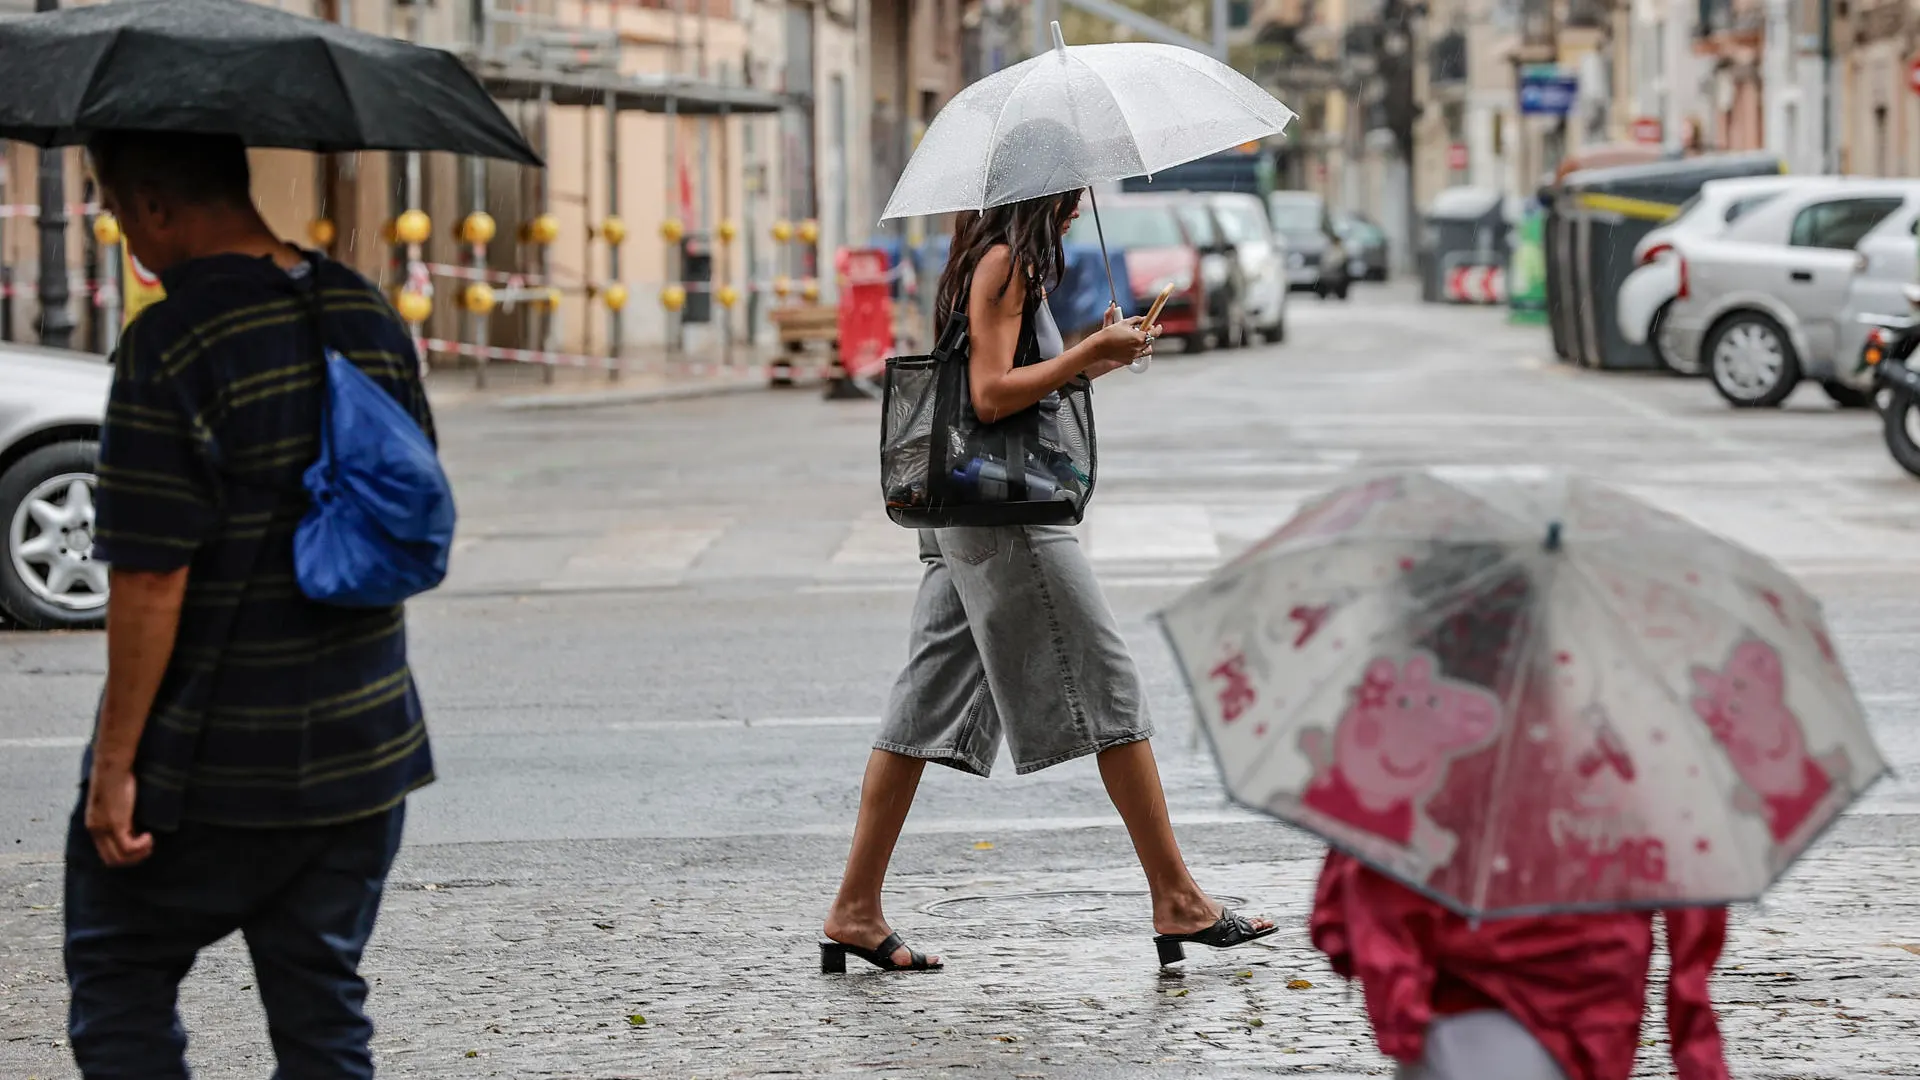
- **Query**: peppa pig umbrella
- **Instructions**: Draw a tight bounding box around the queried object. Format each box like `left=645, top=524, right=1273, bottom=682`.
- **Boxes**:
left=1158, top=467, right=1886, bottom=918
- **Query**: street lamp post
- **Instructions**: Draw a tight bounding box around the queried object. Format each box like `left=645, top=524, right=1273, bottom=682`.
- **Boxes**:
left=35, top=0, right=74, bottom=350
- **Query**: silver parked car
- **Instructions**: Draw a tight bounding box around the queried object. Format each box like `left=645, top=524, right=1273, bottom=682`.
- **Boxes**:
left=0, top=342, right=109, bottom=629
left=1207, top=191, right=1290, bottom=343
left=1834, top=202, right=1920, bottom=398
left=1614, top=175, right=1803, bottom=374
left=1665, top=179, right=1920, bottom=407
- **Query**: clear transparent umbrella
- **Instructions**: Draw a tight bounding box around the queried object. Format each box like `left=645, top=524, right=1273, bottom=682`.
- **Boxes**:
left=1158, top=467, right=1887, bottom=918
left=881, top=24, right=1294, bottom=221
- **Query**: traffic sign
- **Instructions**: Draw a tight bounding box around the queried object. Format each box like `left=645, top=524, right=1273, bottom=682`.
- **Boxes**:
left=1630, top=117, right=1663, bottom=145
left=1447, top=143, right=1469, bottom=171
left=1445, top=264, right=1508, bottom=305
left=1908, top=56, right=1920, bottom=96
left=1519, top=68, right=1579, bottom=116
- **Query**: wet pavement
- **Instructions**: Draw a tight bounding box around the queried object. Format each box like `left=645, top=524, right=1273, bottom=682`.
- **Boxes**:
left=4, top=283, right=1918, bottom=1077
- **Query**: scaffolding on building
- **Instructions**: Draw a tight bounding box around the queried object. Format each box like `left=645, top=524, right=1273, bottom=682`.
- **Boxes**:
left=374, top=0, right=814, bottom=387
left=3, top=0, right=847, bottom=385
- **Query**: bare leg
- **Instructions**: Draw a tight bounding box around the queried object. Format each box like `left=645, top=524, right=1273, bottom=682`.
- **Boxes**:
left=823, top=749, right=938, bottom=966
left=1098, top=739, right=1273, bottom=937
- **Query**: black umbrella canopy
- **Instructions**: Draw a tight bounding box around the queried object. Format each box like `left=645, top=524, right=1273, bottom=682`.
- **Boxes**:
left=0, top=0, right=541, bottom=165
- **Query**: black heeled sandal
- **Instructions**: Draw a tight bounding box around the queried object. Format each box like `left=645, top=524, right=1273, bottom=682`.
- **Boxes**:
left=1154, top=907, right=1276, bottom=966
left=819, top=932, right=943, bottom=973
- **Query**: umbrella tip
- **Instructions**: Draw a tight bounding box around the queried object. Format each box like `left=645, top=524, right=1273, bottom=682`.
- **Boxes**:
left=1544, top=521, right=1563, bottom=552
left=1051, top=20, right=1067, bottom=55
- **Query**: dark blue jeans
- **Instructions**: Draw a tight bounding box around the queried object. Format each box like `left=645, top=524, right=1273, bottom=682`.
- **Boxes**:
left=64, top=797, right=406, bottom=1079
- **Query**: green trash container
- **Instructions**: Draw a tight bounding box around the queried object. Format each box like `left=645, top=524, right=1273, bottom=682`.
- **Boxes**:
left=1508, top=201, right=1549, bottom=326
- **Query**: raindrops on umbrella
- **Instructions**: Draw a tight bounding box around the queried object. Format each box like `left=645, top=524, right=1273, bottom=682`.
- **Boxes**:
left=1159, top=468, right=1888, bottom=918
left=881, top=23, right=1292, bottom=220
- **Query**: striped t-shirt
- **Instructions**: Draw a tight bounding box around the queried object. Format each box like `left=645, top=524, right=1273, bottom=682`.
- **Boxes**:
left=91, top=252, right=435, bottom=830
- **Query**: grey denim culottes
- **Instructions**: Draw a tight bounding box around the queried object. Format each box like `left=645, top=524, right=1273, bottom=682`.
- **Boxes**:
left=874, top=525, right=1153, bottom=775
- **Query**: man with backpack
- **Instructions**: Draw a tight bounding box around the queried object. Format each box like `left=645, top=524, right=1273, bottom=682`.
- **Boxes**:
left=68, top=130, right=438, bottom=1079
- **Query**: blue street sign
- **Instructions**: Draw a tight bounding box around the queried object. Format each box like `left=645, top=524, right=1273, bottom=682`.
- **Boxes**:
left=1518, top=69, right=1579, bottom=116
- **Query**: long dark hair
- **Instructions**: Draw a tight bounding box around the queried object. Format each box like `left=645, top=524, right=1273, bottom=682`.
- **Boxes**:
left=935, top=188, right=1081, bottom=335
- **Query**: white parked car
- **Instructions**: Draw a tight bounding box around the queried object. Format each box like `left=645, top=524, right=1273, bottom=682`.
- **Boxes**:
left=1665, top=179, right=1920, bottom=407
left=1207, top=191, right=1289, bottom=343
left=1615, top=175, right=1803, bottom=374
left=0, top=341, right=109, bottom=629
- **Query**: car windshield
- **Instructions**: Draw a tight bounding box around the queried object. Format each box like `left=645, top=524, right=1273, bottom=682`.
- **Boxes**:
left=1067, top=207, right=1184, bottom=249
left=1173, top=204, right=1219, bottom=245
left=1213, top=203, right=1268, bottom=244
left=1269, top=198, right=1322, bottom=232
left=1336, top=216, right=1380, bottom=243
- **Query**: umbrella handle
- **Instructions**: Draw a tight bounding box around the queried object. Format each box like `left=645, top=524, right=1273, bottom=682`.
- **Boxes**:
left=1085, top=187, right=1121, bottom=313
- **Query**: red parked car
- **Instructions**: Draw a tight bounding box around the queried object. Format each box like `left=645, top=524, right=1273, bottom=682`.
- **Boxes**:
left=1065, top=196, right=1214, bottom=351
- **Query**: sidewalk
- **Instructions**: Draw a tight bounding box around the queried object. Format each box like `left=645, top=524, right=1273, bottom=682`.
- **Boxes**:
left=3, top=821, right=1915, bottom=1078
left=424, top=347, right=833, bottom=412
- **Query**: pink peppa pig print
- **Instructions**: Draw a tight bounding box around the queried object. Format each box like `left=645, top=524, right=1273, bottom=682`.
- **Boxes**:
left=1546, top=719, right=1670, bottom=895
left=1690, top=638, right=1850, bottom=846
left=1299, top=652, right=1502, bottom=869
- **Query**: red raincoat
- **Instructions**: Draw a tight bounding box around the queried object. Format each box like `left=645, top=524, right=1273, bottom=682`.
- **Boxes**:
left=1310, top=852, right=1730, bottom=1080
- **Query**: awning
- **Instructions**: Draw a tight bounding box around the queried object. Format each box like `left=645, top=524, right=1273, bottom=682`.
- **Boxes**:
left=458, top=58, right=792, bottom=115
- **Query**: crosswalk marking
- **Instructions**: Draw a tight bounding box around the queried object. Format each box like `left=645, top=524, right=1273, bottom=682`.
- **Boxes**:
left=553, top=523, right=728, bottom=587
left=1082, top=503, right=1219, bottom=561
left=829, top=510, right=915, bottom=566
left=424, top=483, right=1920, bottom=597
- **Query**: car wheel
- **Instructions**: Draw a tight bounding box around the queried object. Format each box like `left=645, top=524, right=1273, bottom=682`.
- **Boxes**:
left=1646, top=302, right=1700, bottom=376
left=1821, top=380, right=1874, bottom=409
left=1182, top=333, right=1208, bottom=354
left=1270, top=317, right=1287, bottom=345
left=0, top=440, right=108, bottom=630
left=1335, top=280, right=1351, bottom=301
left=1707, top=313, right=1800, bottom=408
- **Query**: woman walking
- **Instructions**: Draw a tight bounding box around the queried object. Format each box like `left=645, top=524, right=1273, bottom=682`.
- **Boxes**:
left=821, top=188, right=1274, bottom=973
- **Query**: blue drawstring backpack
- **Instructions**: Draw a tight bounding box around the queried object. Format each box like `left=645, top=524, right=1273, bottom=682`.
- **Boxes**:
left=293, top=291, right=455, bottom=606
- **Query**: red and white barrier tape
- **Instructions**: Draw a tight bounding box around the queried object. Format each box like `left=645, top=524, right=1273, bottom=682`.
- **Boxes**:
left=407, top=263, right=913, bottom=296
left=417, top=262, right=546, bottom=286
left=421, top=337, right=606, bottom=368
left=1, top=275, right=117, bottom=306
left=0, top=201, right=101, bottom=220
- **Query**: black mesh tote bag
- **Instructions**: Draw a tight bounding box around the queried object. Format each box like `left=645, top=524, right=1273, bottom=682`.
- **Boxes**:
left=880, top=297, right=1096, bottom=529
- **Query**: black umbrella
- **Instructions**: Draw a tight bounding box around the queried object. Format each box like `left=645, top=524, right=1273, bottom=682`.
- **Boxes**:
left=0, top=0, right=540, bottom=165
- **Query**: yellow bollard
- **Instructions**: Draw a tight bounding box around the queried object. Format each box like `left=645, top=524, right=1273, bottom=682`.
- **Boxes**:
left=458, top=212, right=497, bottom=246
left=523, top=214, right=561, bottom=245
left=462, top=283, right=497, bottom=316
left=393, top=210, right=431, bottom=246
left=394, top=290, right=432, bottom=324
